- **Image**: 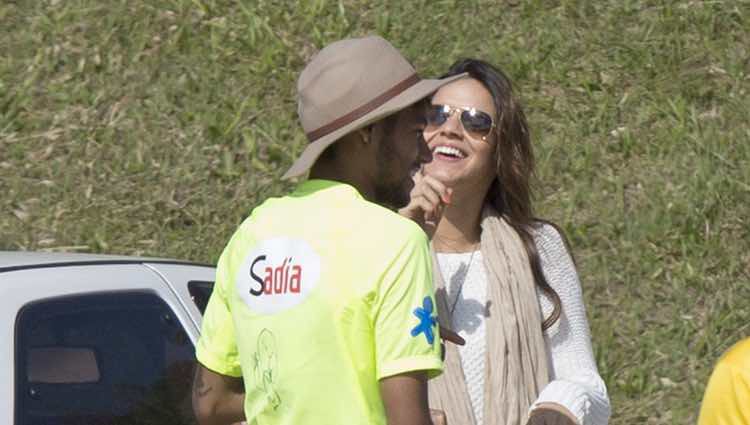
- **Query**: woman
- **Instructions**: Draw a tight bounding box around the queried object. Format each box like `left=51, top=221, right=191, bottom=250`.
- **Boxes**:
left=400, top=59, right=611, bottom=425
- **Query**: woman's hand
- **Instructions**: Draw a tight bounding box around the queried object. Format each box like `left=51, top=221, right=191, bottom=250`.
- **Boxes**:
left=430, top=409, right=447, bottom=425
left=399, top=171, right=452, bottom=239
left=527, top=403, right=579, bottom=425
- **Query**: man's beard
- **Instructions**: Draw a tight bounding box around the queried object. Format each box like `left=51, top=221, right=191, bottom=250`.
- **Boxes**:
left=373, top=175, right=411, bottom=210
left=372, top=148, right=413, bottom=209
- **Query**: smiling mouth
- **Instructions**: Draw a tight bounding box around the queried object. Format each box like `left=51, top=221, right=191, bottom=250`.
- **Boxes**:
left=433, top=145, right=467, bottom=160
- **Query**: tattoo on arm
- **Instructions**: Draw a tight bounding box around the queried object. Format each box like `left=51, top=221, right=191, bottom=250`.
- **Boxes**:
left=193, top=366, right=213, bottom=398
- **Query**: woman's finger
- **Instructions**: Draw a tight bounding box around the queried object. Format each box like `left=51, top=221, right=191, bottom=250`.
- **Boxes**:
left=430, top=409, right=447, bottom=425
left=421, top=175, right=450, bottom=203
left=425, top=198, right=445, bottom=223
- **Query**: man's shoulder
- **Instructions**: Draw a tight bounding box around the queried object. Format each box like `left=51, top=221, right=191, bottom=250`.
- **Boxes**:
left=235, top=192, right=297, bottom=229
left=356, top=201, right=427, bottom=243
left=220, top=198, right=285, bottom=252
left=232, top=194, right=426, bottom=249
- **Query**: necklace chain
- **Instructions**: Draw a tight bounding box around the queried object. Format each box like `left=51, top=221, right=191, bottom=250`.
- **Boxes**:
left=434, top=234, right=480, bottom=253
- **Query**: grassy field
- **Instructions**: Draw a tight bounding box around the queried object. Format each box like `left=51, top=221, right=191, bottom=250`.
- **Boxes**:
left=2, top=0, right=749, bottom=422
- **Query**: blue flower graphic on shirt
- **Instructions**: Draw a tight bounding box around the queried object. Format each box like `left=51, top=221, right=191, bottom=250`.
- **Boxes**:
left=410, top=296, right=437, bottom=345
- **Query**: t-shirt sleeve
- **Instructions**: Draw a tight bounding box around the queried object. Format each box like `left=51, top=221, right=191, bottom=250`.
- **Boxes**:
left=195, top=246, right=243, bottom=377
left=372, top=227, right=443, bottom=380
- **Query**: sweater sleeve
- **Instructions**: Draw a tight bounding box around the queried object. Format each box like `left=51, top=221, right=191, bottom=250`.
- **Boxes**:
left=528, top=224, right=611, bottom=425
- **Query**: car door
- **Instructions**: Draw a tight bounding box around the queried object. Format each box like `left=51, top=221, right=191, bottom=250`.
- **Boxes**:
left=143, top=263, right=216, bottom=328
left=1, top=263, right=199, bottom=425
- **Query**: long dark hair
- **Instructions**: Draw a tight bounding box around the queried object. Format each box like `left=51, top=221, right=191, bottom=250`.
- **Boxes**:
left=442, top=59, right=566, bottom=330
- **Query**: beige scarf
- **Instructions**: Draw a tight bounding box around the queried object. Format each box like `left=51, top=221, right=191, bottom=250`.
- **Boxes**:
left=428, top=205, right=550, bottom=425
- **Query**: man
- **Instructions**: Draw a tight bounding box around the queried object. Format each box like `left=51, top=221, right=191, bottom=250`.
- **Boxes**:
left=192, top=36, right=464, bottom=425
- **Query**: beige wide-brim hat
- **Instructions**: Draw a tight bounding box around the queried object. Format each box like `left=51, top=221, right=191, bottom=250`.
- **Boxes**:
left=283, top=36, right=465, bottom=179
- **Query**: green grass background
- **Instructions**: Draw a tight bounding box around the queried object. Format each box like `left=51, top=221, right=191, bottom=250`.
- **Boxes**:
left=2, top=0, right=749, bottom=422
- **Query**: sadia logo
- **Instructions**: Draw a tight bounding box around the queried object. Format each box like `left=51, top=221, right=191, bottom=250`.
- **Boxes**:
left=237, top=238, right=321, bottom=314
left=249, top=256, right=302, bottom=295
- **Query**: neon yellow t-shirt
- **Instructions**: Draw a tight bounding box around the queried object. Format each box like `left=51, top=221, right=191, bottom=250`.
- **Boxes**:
left=196, top=179, right=442, bottom=424
left=698, top=337, right=750, bottom=425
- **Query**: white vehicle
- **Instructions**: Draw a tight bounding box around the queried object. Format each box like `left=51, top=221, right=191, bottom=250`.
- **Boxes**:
left=0, top=251, right=217, bottom=425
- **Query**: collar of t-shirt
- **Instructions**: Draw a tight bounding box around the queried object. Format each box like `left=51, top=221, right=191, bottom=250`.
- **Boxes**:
left=294, top=179, right=363, bottom=200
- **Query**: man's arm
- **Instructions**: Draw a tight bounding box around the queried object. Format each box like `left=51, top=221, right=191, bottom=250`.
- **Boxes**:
left=192, top=362, right=246, bottom=425
left=380, top=371, right=433, bottom=425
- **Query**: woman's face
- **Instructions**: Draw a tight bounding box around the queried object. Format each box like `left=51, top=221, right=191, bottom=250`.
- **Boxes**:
left=422, top=78, right=498, bottom=194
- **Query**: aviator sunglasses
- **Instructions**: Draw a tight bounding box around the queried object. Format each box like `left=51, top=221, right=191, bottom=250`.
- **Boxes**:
left=425, top=104, right=496, bottom=141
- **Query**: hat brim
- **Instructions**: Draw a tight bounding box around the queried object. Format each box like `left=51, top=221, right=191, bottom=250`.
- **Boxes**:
left=282, top=73, right=467, bottom=179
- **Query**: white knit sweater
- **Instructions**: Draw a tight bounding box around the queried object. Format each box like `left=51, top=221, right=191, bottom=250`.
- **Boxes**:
left=436, top=224, right=611, bottom=425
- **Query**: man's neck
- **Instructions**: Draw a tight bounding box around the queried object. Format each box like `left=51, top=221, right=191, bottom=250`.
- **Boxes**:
left=309, top=165, right=375, bottom=202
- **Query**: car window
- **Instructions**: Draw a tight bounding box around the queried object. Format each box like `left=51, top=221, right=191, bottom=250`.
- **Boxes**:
left=188, top=280, right=214, bottom=315
left=15, top=291, right=197, bottom=425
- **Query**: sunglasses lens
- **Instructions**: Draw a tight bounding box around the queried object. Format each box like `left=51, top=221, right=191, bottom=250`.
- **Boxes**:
left=426, top=104, right=494, bottom=139
left=461, top=109, right=493, bottom=135
left=426, top=104, right=450, bottom=129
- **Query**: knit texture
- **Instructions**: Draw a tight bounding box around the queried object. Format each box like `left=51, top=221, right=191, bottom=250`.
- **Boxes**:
left=437, top=224, right=611, bottom=425
left=439, top=249, right=488, bottom=425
